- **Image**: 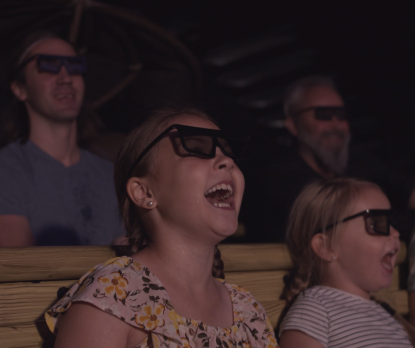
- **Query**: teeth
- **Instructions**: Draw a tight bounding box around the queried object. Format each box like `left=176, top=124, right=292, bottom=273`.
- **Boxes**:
left=204, top=183, right=233, bottom=196
left=382, top=262, right=392, bottom=270
left=215, top=203, right=231, bottom=208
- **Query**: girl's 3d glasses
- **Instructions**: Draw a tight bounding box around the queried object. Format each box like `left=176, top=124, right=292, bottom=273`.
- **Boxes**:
left=17, top=54, right=87, bottom=75
left=128, top=124, right=250, bottom=176
left=314, top=209, right=397, bottom=236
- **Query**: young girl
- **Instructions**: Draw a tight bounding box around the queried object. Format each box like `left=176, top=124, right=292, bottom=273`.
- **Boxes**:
left=278, top=178, right=412, bottom=348
left=45, top=107, right=277, bottom=348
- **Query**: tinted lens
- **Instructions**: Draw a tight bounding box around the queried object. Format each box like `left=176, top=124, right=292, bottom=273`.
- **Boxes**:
left=365, top=213, right=389, bottom=235
left=314, top=108, right=347, bottom=121
left=64, top=57, right=87, bottom=75
left=38, top=57, right=61, bottom=73
left=181, top=135, right=214, bottom=157
left=314, top=108, right=333, bottom=121
left=218, top=137, right=247, bottom=159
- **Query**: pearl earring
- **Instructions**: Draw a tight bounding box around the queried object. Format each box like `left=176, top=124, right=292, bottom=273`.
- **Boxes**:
left=332, top=255, right=336, bottom=261
left=147, top=201, right=153, bottom=207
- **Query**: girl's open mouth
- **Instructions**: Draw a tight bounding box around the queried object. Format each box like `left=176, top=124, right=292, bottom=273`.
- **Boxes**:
left=204, top=182, right=234, bottom=209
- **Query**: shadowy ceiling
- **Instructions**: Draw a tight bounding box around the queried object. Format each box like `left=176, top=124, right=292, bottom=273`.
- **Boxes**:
left=99, top=0, right=415, bottom=169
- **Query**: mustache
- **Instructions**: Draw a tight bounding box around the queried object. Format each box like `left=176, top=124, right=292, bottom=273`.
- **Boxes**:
left=320, top=130, right=348, bottom=138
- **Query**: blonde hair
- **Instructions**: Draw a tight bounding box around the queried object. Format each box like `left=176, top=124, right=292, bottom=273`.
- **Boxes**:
left=283, top=177, right=380, bottom=302
left=276, top=177, right=380, bottom=332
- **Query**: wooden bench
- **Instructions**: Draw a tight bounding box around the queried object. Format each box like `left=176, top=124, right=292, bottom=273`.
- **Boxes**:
left=0, top=242, right=409, bottom=347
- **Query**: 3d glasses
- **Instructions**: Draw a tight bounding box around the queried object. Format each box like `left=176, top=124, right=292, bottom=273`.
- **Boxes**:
left=315, top=209, right=395, bottom=236
left=129, top=124, right=250, bottom=176
left=17, top=54, right=87, bottom=75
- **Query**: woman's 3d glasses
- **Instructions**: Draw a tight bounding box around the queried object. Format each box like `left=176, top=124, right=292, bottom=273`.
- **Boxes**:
left=293, top=106, right=347, bottom=121
left=129, top=124, right=249, bottom=176
left=314, top=209, right=396, bottom=236
left=17, top=54, right=87, bottom=75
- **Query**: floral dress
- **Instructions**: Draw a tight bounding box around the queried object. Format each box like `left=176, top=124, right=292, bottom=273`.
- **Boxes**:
left=46, top=256, right=277, bottom=348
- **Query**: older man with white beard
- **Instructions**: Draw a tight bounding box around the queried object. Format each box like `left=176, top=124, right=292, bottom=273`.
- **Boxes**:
left=239, top=75, right=415, bottom=244
left=284, top=76, right=351, bottom=178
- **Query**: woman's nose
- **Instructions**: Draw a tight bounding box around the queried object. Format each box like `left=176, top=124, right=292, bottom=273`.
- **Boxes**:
left=214, top=146, right=234, bottom=169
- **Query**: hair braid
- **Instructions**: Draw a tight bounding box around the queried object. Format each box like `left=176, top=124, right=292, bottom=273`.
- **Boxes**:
left=212, top=245, right=225, bottom=279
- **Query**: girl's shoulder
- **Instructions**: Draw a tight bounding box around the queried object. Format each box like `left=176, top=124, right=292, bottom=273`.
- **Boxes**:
left=45, top=256, right=174, bottom=334
left=45, top=258, right=279, bottom=348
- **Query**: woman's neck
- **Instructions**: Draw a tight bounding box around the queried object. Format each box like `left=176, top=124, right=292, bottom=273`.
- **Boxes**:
left=132, top=232, right=218, bottom=290
left=320, top=266, right=371, bottom=300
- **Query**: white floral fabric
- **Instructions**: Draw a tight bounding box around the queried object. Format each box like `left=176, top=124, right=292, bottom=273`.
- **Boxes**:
left=46, top=256, right=277, bottom=348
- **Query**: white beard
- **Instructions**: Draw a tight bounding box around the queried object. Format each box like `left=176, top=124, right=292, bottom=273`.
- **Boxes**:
left=297, top=128, right=351, bottom=175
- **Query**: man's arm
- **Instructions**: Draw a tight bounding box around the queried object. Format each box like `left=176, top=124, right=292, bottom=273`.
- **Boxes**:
left=0, top=215, right=35, bottom=246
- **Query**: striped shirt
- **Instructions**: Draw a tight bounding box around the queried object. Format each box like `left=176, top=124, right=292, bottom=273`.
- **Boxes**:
left=279, top=285, right=412, bottom=348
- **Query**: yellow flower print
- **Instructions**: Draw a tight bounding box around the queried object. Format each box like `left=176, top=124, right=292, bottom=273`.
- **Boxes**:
left=102, top=256, right=131, bottom=268
left=230, top=284, right=244, bottom=292
left=98, top=271, right=129, bottom=300
left=135, top=304, right=165, bottom=330
left=242, top=343, right=251, bottom=348
left=130, top=261, right=142, bottom=271
left=223, top=328, right=232, bottom=336
left=181, top=336, right=192, bottom=348
left=168, top=309, right=180, bottom=330
left=266, top=334, right=277, bottom=348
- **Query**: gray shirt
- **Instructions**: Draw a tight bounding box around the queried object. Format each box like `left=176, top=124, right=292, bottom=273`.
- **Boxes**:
left=0, top=140, right=123, bottom=245
left=280, top=285, right=411, bottom=348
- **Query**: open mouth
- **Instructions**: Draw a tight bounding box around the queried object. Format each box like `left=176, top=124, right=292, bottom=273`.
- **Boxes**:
left=381, top=248, right=398, bottom=272
left=204, top=182, right=234, bottom=208
left=55, top=93, right=75, bottom=100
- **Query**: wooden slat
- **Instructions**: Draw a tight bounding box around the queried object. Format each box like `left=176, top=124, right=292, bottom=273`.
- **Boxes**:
left=225, top=270, right=286, bottom=302
left=262, top=300, right=285, bottom=329
left=219, top=243, right=292, bottom=271
left=0, top=246, right=116, bottom=283
left=0, top=322, right=45, bottom=348
left=0, top=280, right=76, bottom=326
left=0, top=244, right=291, bottom=283
left=374, top=289, right=409, bottom=315
left=0, top=242, right=406, bottom=283
left=397, top=241, right=407, bottom=265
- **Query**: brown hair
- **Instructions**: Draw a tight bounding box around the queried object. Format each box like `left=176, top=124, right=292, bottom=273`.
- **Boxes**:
left=114, top=106, right=225, bottom=278
left=0, top=31, right=102, bottom=149
left=277, top=177, right=379, bottom=330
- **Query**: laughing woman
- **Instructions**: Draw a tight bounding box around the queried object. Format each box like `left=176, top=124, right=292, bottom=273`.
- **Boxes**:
left=45, top=107, right=277, bottom=348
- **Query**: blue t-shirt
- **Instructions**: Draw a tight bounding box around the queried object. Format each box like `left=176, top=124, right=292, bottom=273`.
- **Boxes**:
left=0, top=140, right=123, bottom=245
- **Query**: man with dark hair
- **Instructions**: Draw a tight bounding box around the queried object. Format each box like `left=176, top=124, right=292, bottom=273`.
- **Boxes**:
left=0, top=33, right=123, bottom=246
left=240, top=75, right=415, bottom=243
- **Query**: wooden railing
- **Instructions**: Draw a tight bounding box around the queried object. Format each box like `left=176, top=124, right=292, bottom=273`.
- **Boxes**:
left=0, top=242, right=408, bottom=348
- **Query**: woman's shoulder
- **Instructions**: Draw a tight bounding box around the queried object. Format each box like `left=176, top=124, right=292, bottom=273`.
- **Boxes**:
left=45, top=256, right=174, bottom=334
left=224, top=281, right=267, bottom=315
left=224, top=281, right=276, bottom=339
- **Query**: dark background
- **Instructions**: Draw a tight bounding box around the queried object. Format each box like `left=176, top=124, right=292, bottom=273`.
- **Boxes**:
left=96, top=0, right=415, bottom=174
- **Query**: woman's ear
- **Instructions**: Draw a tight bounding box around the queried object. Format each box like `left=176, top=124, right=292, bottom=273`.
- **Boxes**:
left=10, top=81, right=28, bottom=101
left=311, top=233, right=335, bottom=262
left=126, top=177, right=157, bottom=209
